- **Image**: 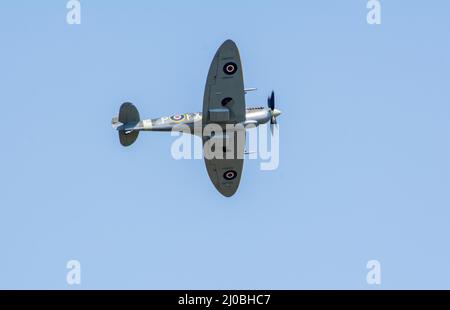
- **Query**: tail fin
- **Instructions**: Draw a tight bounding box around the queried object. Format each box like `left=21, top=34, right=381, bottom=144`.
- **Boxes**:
left=112, top=102, right=140, bottom=147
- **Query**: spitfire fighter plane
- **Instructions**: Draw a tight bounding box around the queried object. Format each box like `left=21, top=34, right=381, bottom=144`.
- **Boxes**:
left=112, top=40, right=282, bottom=197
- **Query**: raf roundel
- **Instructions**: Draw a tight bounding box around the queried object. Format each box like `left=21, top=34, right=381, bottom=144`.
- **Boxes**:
left=223, top=62, right=238, bottom=75
left=223, top=170, right=238, bottom=181
left=170, top=115, right=185, bottom=122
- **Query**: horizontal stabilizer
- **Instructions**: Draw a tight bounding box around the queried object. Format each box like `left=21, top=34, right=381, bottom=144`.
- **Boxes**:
left=119, top=130, right=139, bottom=147
left=119, top=102, right=140, bottom=124
left=114, top=102, right=141, bottom=147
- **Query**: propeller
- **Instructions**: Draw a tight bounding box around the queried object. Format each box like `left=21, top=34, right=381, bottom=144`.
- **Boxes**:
left=268, top=91, right=275, bottom=111
left=267, top=91, right=278, bottom=134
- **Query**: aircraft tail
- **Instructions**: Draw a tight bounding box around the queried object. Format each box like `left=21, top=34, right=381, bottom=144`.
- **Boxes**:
left=112, top=102, right=140, bottom=147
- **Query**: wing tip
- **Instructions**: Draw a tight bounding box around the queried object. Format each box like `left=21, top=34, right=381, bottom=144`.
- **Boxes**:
left=220, top=39, right=238, bottom=50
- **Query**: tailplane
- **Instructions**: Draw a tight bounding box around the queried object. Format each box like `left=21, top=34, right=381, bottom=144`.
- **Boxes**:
left=112, top=102, right=140, bottom=147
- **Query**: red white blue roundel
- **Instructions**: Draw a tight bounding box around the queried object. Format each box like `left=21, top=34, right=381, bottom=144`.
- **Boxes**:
left=223, top=62, right=238, bottom=75
left=170, top=115, right=185, bottom=122
left=223, top=170, right=237, bottom=181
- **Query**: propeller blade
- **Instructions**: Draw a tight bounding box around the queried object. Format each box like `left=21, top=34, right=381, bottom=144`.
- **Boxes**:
left=268, top=91, right=275, bottom=110
left=268, top=91, right=278, bottom=136
left=270, top=123, right=279, bottom=136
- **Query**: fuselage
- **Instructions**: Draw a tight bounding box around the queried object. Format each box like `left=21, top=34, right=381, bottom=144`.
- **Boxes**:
left=126, top=107, right=281, bottom=134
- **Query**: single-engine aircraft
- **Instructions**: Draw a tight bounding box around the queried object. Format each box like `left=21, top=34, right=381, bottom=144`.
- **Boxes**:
left=112, top=40, right=282, bottom=197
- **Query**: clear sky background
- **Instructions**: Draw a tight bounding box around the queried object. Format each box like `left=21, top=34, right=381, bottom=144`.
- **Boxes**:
left=1, top=0, right=450, bottom=289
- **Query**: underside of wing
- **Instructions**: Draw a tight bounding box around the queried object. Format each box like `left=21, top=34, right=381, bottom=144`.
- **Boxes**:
left=202, top=40, right=246, bottom=197
left=203, top=131, right=245, bottom=197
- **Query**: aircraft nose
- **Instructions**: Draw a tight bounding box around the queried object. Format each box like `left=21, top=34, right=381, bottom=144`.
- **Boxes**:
left=272, top=109, right=282, bottom=118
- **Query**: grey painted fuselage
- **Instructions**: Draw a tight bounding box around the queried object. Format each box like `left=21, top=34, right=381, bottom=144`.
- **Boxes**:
left=119, top=107, right=281, bottom=135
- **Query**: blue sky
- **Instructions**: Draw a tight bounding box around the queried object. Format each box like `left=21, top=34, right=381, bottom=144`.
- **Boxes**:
left=1, top=0, right=450, bottom=289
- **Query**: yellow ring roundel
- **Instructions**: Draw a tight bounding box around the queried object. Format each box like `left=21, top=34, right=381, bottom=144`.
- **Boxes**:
left=170, top=114, right=186, bottom=122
